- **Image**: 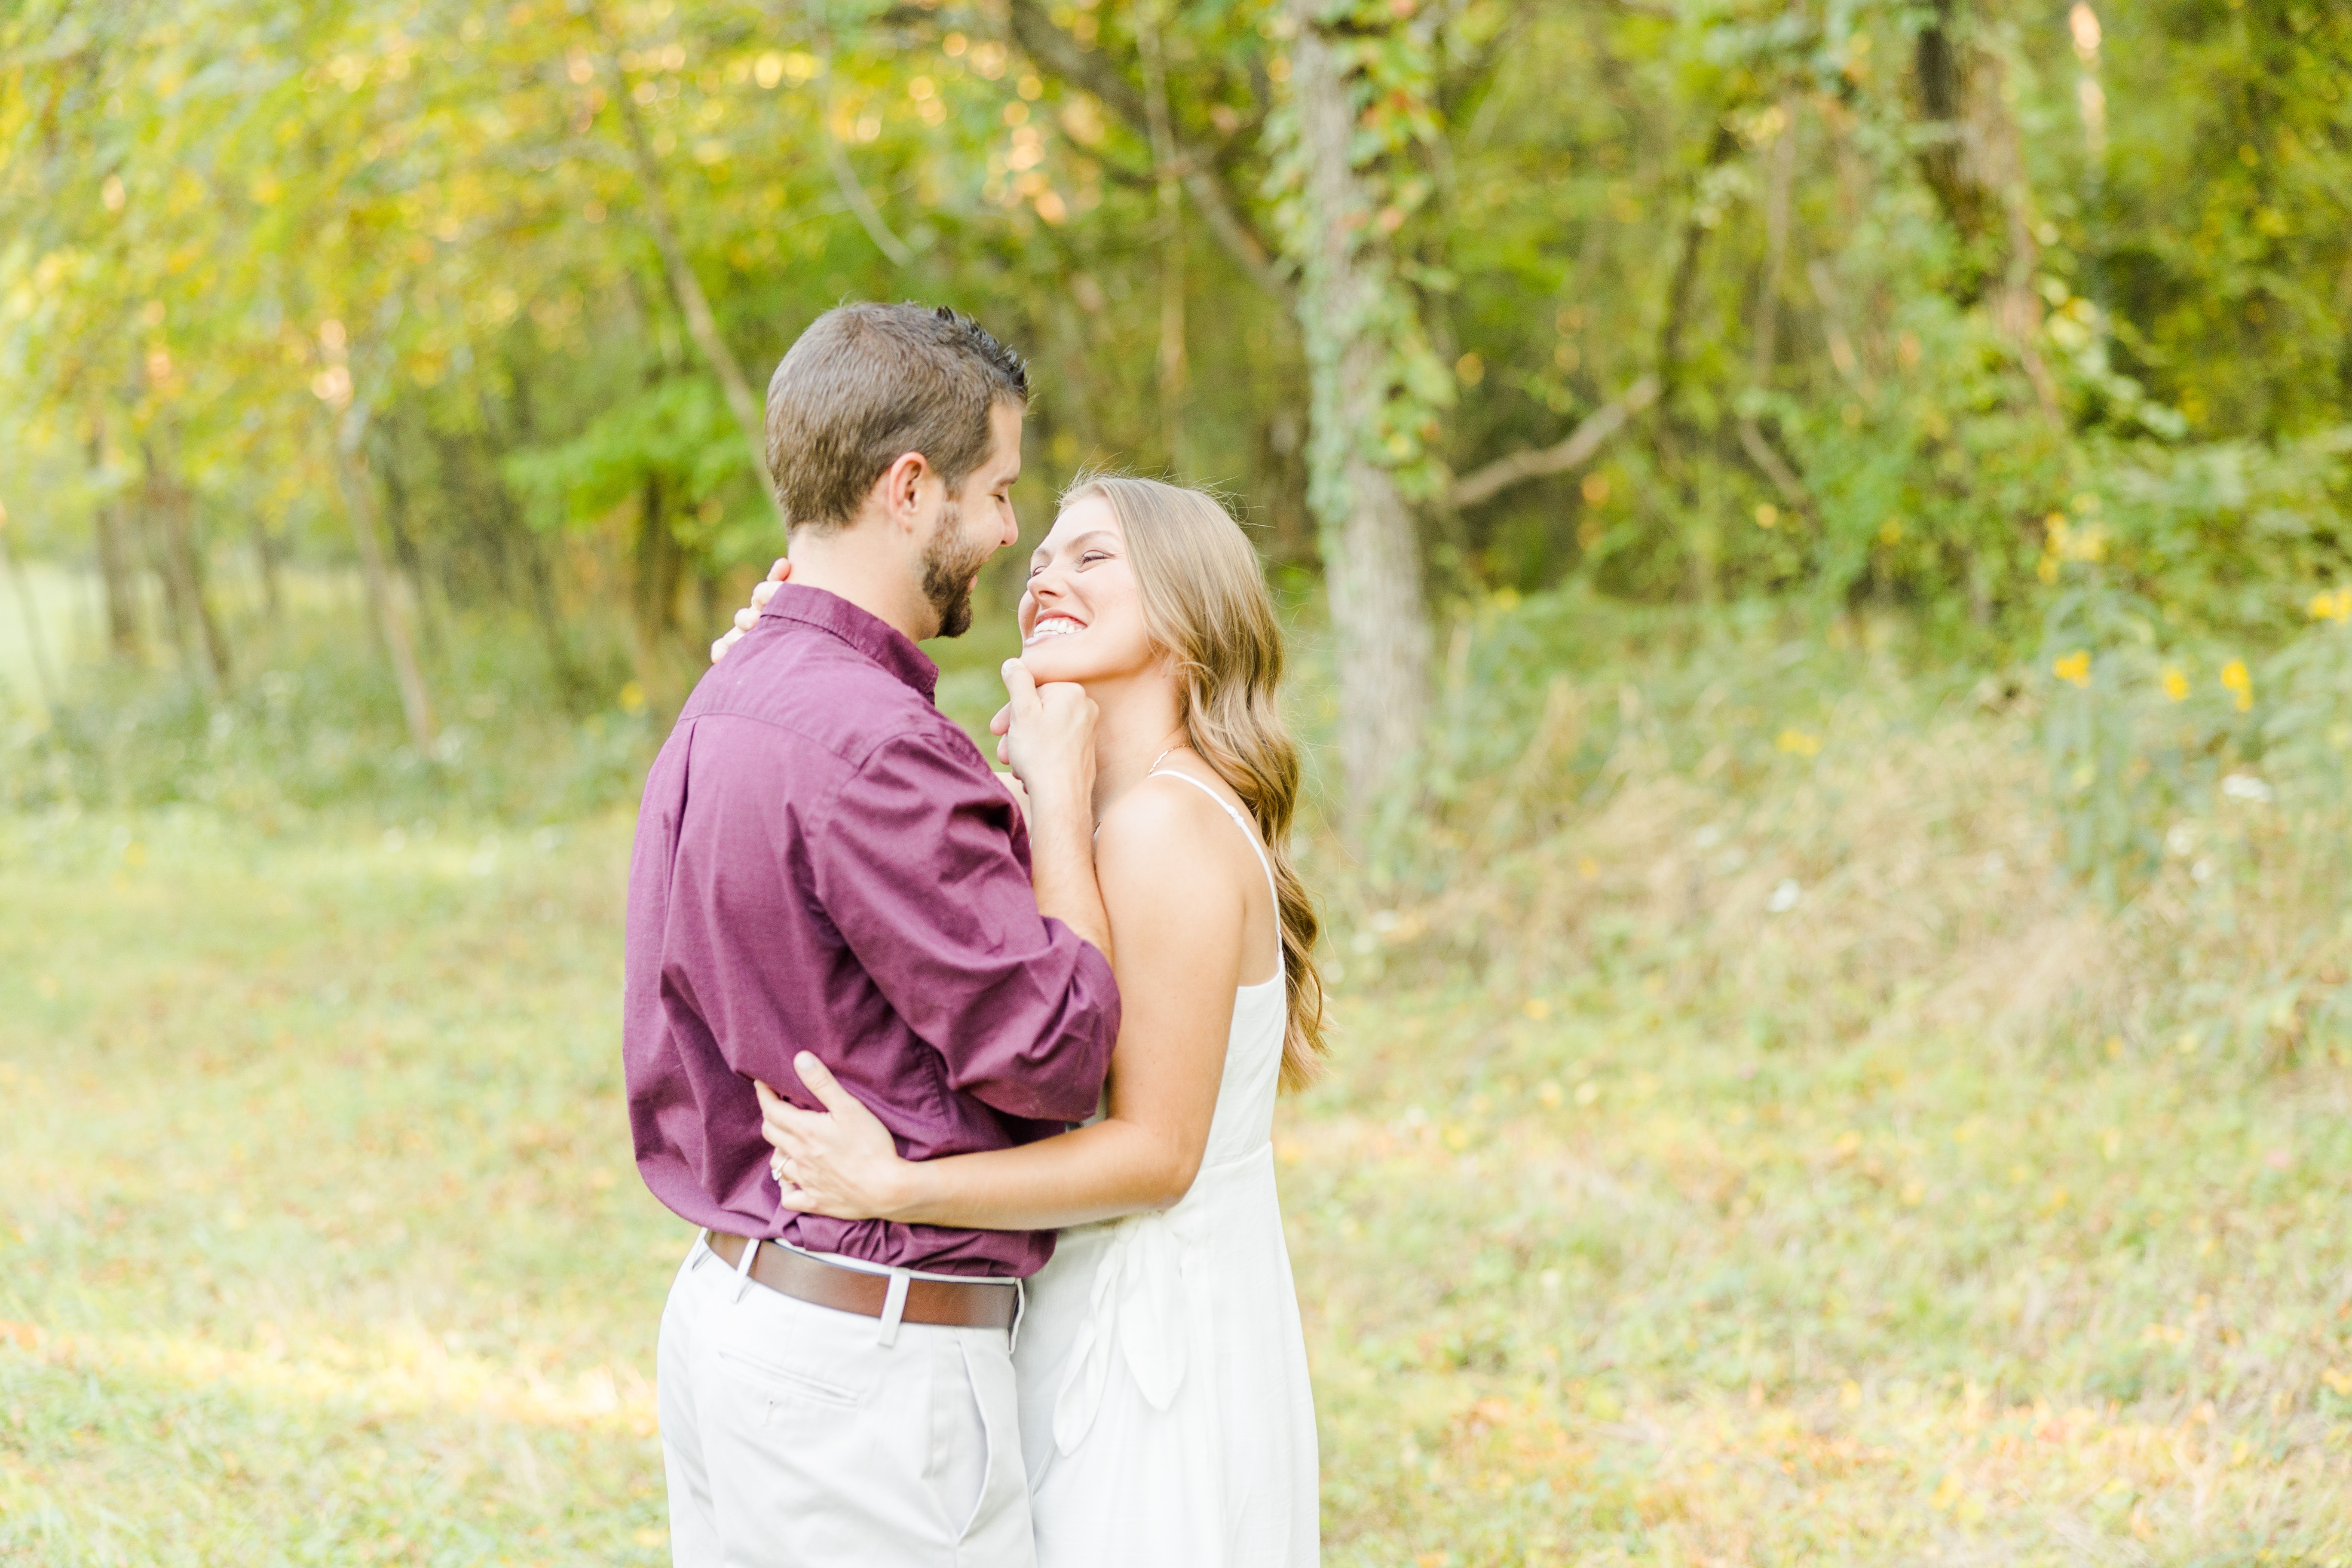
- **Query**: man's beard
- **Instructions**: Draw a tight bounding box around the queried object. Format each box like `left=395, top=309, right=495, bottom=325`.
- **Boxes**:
left=920, top=500, right=993, bottom=639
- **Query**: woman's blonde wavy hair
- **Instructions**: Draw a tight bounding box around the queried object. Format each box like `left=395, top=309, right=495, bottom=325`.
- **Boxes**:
left=1062, top=473, right=1327, bottom=1090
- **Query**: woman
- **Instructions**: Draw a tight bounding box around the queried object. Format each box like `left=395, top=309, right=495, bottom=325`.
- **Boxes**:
left=735, top=475, right=1323, bottom=1566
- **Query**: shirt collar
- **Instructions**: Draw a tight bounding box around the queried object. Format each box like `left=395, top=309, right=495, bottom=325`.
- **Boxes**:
left=760, top=583, right=940, bottom=702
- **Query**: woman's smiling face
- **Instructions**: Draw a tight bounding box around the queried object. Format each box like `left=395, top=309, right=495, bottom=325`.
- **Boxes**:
left=1016, top=494, right=1158, bottom=686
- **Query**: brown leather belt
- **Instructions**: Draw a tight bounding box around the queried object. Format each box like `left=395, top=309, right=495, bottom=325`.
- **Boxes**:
left=704, top=1231, right=1018, bottom=1331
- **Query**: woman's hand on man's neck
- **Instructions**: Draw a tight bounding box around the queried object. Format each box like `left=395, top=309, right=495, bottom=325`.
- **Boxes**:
left=785, top=527, right=941, bottom=644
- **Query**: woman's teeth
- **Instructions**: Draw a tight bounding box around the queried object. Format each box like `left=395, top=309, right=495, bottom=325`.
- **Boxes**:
left=1025, top=617, right=1085, bottom=644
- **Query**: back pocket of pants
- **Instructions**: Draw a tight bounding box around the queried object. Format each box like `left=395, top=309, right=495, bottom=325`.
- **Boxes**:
left=717, top=1348, right=864, bottom=1413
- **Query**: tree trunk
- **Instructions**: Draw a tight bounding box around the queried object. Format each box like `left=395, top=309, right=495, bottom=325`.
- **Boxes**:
left=1912, top=0, right=2058, bottom=413
left=1652, top=125, right=1740, bottom=604
left=633, top=472, right=683, bottom=651
left=93, top=498, right=142, bottom=660
left=0, top=504, right=62, bottom=721
left=524, top=525, right=588, bottom=707
left=1287, top=0, right=1435, bottom=825
left=138, top=482, right=191, bottom=669
left=1739, top=100, right=1813, bottom=518
left=631, top=473, right=691, bottom=713
left=88, top=419, right=143, bottom=659
left=250, top=516, right=282, bottom=622
left=329, top=435, right=435, bottom=754
left=1136, top=0, right=1190, bottom=471
left=374, top=430, right=442, bottom=660
left=142, top=442, right=231, bottom=692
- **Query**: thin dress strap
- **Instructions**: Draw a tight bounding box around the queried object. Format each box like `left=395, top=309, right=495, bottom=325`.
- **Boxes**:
left=1147, top=765, right=1284, bottom=980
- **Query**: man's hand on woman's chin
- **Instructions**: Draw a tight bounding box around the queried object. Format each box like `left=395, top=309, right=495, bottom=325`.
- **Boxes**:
left=710, top=557, right=792, bottom=663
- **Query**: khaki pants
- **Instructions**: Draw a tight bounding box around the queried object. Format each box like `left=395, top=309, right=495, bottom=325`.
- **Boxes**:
left=658, top=1235, right=1035, bottom=1567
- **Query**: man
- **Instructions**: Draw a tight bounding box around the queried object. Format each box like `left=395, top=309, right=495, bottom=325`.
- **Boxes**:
left=624, top=303, right=1120, bottom=1566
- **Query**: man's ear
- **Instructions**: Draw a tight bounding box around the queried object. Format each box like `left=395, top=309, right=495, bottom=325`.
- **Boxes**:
left=877, top=450, right=931, bottom=536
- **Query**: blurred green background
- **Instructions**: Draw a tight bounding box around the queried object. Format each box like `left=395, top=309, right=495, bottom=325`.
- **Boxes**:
left=4, top=0, right=2352, bottom=1563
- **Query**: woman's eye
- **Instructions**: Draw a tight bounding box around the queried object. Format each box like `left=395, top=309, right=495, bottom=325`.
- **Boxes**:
left=1080, top=552, right=1109, bottom=567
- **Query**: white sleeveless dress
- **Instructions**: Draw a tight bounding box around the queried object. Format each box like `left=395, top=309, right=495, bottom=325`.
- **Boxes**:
left=1013, top=769, right=1320, bottom=1567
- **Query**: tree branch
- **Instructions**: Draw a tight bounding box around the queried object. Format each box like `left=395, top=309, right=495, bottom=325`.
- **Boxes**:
left=614, top=81, right=787, bottom=526
left=1002, top=0, right=1289, bottom=302
left=820, top=129, right=916, bottom=266
left=805, top=0, right=916, bottom=266
left=1740, top=98, right=1813, bottom=518
left=1446, top=376, right=1660, bottom=508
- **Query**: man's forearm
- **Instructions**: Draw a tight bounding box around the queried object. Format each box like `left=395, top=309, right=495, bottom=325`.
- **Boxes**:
left=1023, top=781, right=1112, bottom=960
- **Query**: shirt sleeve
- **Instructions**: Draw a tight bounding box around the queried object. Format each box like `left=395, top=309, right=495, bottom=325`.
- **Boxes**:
left=808, top=729, right=1120, bottom=1124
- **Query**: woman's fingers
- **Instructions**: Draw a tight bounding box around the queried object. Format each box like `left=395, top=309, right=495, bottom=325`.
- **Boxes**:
left=719, top=561, right=790, bottom=665
left=754, top=1078, right=827, bottom=1147
left=791, top=1051, right=867, bottom=1120
left=775, top=1185, right=851, bottom=1216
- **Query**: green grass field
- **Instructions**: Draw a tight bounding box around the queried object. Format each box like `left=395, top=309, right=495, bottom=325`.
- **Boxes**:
left=4, top=583, right=2350, bottom=1565
left=3, top=791, right=2347, bottom=1565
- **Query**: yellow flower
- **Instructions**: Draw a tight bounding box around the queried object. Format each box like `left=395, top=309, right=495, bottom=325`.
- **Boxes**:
left=2042, top=511, right=2106, bottom=564
left=2052, top=650, right=2092, bottom=688
left=1776, top=729, right=1823, bottom=757
left=2310, top=588, right=2352, bottom=623
left=2161, top=666, right=2190, bottom=702
left=2220, top=659, right=2252, bottom=711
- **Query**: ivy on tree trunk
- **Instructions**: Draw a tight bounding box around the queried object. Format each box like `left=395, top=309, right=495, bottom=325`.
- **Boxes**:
left=1271, top=0, right=1454, bottom=830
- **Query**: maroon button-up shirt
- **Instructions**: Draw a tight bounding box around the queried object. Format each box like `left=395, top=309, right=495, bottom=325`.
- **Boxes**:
left=623, top=585, right=1121, bottom=1278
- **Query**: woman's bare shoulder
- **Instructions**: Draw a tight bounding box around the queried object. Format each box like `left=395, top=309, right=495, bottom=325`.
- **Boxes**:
left=1093, top=772, right=1253, bottom=888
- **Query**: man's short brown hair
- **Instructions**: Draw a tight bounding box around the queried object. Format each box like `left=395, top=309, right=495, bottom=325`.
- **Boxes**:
left=763, top=303, right=1030, bottom=533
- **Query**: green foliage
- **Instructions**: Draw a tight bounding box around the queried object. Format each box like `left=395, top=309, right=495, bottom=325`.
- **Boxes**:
left=505, top=374, right=773, bottom=564
left=2036, top=553, right=2352, bottom=907
left=2092, top=426, right=2352, bottom=634
left=0, top=600, right=651, bottom=821
left=5, top=0, right=2349, bottom=668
